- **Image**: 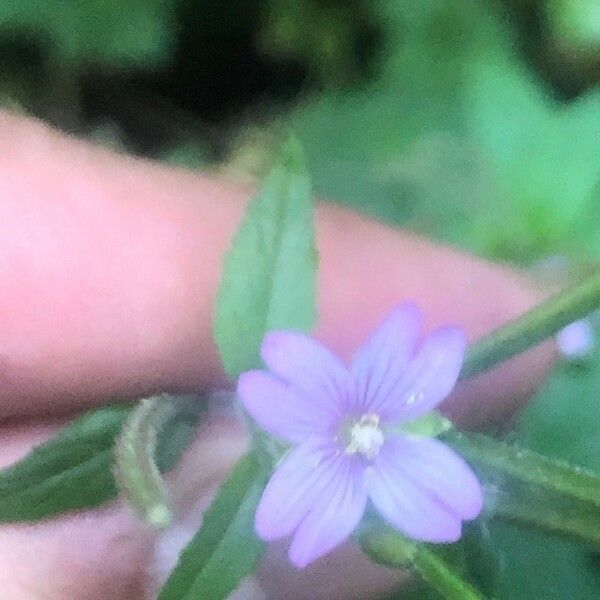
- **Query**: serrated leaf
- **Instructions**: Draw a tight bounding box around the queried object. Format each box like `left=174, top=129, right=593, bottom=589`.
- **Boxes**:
left=158, top=452, right=269, bottom=600
left=214, top=137, right=316, bottom=378
left=0, top=400, right=199, bottom=522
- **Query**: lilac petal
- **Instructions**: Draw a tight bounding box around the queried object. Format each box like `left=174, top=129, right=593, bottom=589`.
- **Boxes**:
left=255, top=439, right=358, bottom=542
left=261, top=331, right=348, bottom=415
left=368, top=326, right=466, bottom=423
left=238, top=371, right=339, bottom=443
left=288, top=458, right=367, bottom=568
left=382, top=436, right=482, bottom=519
left=366, top=437, right=482, bottom=542
left=350, top=303, right=422, bottom=413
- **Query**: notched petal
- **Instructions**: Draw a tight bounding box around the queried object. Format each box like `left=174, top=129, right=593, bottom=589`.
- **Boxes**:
left=370, top=325, right=466, bottom=423
left=351, top=303, right=422, bottom=413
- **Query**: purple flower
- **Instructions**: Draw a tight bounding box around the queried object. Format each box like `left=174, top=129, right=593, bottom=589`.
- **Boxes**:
left=237, top=304, right=483, bottom=568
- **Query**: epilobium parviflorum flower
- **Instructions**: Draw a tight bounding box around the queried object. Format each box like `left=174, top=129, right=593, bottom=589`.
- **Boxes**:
left=237, top=304, right=483, bottom=568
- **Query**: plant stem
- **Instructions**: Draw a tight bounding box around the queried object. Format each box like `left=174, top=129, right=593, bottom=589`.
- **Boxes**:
left=444, top=430, right=600, bottom=508
left=460, top=272, right=600, bottom=379
left=361, top=274, right=600, bottom=592
left=360, top=527, right=485, bottom=600
left=114, top=395, right=176, bottom=529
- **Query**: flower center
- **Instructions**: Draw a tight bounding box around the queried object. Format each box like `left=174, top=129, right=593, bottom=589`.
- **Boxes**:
left=344, top=414, right=384, bottom=459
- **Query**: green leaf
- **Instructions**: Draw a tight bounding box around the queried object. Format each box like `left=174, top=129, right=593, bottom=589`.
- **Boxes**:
left=361, top=526, right=486, bottom=600
left=489, top=474, right=600, bottom=548
left=518, top=350, right=600, bottom=470
left=158, top=452, right=269, bottom=600
left=465, top=57, right=600, bottom=262
left=0, top=406, right=129, bottom=521
left=0, top=399, right=199, bottom=523
left=182, top=139, right=315, bottom=600
left=547, top=0, right=600, bottom=51
left=445, top=430, right=600, bottom=509
left=488, top=523, right=600, bottom=600
left=444, top=430, right=600, bottom=549
left=462, top=310, right=600, bottom=600
left=214, top=137, right=316, bottom=377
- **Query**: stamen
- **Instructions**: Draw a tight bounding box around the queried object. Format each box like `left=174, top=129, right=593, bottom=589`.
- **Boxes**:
left=344, top=414, right=384, bottom=459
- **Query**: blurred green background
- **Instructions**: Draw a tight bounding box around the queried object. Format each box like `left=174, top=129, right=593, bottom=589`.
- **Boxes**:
left=1, top=0, right=600, bottom=597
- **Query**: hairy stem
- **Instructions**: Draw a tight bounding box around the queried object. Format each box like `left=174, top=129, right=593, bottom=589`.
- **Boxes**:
left=460, top=272, right=600, bottom=379
left=114, top=395, right=175, bottom=528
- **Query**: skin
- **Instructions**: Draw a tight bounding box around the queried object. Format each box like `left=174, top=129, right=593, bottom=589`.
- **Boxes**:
left=0, top=111, right=555, bottom=599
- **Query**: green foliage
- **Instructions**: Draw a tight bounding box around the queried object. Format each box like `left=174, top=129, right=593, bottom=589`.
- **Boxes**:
left=276, top=0, right=504, bottom=224
left=478, top=350, right=600, bottom=599
left=214, top=137, right=316, bottom=377
left=0, top=0, right=175, bottom=68
left=277, top=0, right=600, bottom=264
left=259, top=0, right=377, bottom=86
left=445, top=430, right=600, bottom=550
left=0, top=405, right=128, bottom=521
left=518, top=350, right=600, bottom=470
left=465, top=60, right=600, bottom=261
left=158, top=451, right=269, bottom=600
left=547, top=0, right=600, bottom=52
left=490, top=524, right=600, bottom=600
left=362, top=525, right=486, bottom=600
left=446, top=430, right=600, bottom=510
left=0, top=401, right=198, bottom=522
